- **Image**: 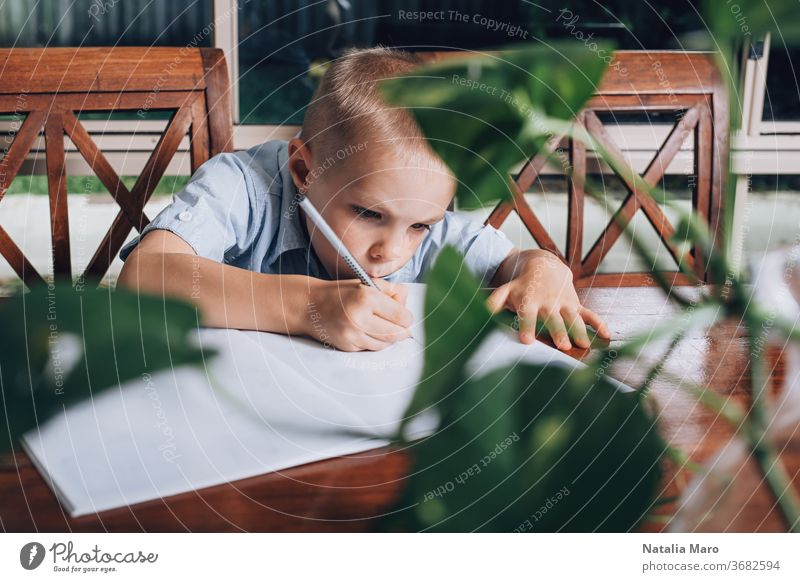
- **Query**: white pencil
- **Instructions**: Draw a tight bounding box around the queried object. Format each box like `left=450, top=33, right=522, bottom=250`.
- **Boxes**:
left=298, top=196, right=380, bottom=290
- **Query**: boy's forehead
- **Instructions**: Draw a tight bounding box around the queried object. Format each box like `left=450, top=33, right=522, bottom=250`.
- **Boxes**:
left=340, top=156, right=454, bottom=195
left=319, top=143, right=455, bottom=218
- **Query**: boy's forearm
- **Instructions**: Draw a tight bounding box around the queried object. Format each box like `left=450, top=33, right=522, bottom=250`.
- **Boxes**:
left=491, top=248, right=562, bottom=286
left=117, top=252, right=313, bottom=334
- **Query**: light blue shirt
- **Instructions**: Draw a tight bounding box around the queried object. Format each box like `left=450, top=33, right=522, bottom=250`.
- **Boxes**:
left=120, top=140, right=515, bottom=286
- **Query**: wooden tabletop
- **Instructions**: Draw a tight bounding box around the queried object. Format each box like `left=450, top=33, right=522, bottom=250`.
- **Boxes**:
left=1, top=286, right=796, bottom=532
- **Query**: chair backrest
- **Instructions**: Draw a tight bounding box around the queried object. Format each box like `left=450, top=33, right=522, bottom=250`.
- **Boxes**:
left=422, top=50, right=729, bottom=287
left=0, top=47, right=233, bottom=286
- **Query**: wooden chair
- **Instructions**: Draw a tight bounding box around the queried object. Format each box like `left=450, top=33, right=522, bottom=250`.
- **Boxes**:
left=0, top=47, right=233, bottom=287
left=423, top=50, right=729, bottom=287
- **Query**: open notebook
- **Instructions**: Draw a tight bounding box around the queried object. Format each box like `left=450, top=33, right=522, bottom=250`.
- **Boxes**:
left=22, top=283, right=629, bottom=517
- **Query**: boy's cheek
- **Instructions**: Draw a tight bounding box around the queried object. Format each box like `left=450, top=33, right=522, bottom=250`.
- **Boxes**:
left=338, top=229, right=370, bottom=260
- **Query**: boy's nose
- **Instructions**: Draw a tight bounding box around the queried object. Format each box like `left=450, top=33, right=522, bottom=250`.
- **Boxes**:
left=370, top=237, right=404, bottom=262
left=370, top=245, right=401, bottom=262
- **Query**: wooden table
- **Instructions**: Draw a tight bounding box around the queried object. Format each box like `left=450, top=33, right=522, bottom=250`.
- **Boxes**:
left=1, top=286, right=796, bottom=532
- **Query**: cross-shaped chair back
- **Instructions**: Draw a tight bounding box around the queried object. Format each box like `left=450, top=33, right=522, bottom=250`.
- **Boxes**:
left=422, top=50, right=729, bottom=286
left=0, top=47, right=233, bottom=286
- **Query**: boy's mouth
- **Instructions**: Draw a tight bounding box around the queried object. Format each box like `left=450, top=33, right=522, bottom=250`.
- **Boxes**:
left=366, top=265, right=397, bottom=278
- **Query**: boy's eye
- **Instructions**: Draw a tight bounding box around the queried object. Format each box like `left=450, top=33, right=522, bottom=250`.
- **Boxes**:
left=352, top=205, right=382, bottom=220
left=352, top=205, right=431, bottom=232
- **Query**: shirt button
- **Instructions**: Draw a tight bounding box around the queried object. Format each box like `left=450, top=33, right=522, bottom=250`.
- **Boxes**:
left=178, top=210, right=192, bottom=222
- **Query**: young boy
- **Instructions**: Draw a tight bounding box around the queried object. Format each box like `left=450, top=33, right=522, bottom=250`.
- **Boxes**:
left=117, top=47, right=610, bottom=352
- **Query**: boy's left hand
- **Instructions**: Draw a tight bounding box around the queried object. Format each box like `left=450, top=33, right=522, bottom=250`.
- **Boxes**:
left=486, top=250, right=611, bottom=351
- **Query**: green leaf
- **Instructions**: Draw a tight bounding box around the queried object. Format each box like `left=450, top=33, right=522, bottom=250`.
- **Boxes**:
left=706, top=0, right=800, bottom=43
left=380, top=43, right=611, bottom=210
left=0, top=283, right=210, bottom=453
left=670, top=212, right=733, bottom=290
left=398, top=245, right=499, bottom=437
left=382, top=362, right=665, bottom=532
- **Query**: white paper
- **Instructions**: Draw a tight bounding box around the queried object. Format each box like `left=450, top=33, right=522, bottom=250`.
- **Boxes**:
left=22, top=283, right=629, bottom=517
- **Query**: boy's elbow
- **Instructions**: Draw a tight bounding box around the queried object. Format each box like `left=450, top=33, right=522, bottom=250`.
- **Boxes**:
left=116, top=252, right=138, bottom=290
left=116, top=230, right=197, bottom=292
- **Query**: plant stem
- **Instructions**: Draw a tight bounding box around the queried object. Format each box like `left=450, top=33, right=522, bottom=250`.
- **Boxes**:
left=746, top=312, right=800, bottom=531
left=638, top=331, right=686, bottom=399
left=750, top=439, right=800, bottom=532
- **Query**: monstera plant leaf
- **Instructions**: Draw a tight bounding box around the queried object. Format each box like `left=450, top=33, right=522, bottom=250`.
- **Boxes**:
left=398, top=245, right=501, bottom=436
left=380, top=43, right=611, bottom=209
left=388, top=243, right=664, bottom=531
left=382, top=363, right=664, bottom=532
left=0, top=283, right=209, bottom=453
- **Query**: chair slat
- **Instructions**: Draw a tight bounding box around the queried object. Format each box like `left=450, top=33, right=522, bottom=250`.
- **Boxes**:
left=0, top=48, right=207, bottom=94
left=0, top=110, right=48, bottom=198
left=62, top=111, right=149, bottom=232
left=0, top=226, right=44, bottom=285
left=45, top=114, right=71, bottom=280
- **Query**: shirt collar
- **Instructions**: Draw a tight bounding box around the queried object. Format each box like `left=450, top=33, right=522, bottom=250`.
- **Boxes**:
left=265, top=141, right=329, bottom=278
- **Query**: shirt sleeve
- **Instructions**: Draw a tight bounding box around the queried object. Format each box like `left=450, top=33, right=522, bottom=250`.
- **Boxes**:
left=119, top=152, right=262, bottom=263
left=415, top=211, right=516, bottom=286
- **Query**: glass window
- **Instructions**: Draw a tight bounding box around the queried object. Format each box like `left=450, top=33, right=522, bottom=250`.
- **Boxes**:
left=0, top=1, right=212, bottom=122
left=238, top=1, right=538, bottom=125
left=237, top=0, right=706, bottom=126
left=0, top=0, right=212, bottom=48
left=763, top=43, right=800, bottom=123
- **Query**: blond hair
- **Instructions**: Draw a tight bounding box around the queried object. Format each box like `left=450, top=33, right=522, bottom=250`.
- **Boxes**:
left=300, top=46, right=440, bottom=168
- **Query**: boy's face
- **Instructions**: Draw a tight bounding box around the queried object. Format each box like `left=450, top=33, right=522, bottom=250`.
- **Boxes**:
left=292, top=142, right=455, bottom=279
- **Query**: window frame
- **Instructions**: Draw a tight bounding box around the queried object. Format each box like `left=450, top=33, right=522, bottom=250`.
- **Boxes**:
left=741, top=32, right=800, bottom=137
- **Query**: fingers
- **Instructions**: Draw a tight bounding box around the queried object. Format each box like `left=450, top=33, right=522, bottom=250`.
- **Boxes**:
left=329, top=281, right=413, bottom=350
left=486, top=283, right=511, bottom=314
left=517, top=305, right=604, bottom=351
left=542, top=310, right=571, bottom=351
left=377, top=279, right=408, bottom=305
left=361, top=315, right=413, bottom=344
left=335, top=316, right=405, bottom=352
left=352, top=334, right=392, bottom=352
left=338, top=334, right=392, bottom=352
left=371, top=289, right=414, bottom=328
left=561, top=308, right=591, bottom=349
left=516, top=301, right=539, bottom=344
left=580, top=306, right=611, bottom=339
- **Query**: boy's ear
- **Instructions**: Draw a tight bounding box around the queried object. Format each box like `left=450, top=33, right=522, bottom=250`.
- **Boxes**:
left=288, top=138, right=312, bottom=192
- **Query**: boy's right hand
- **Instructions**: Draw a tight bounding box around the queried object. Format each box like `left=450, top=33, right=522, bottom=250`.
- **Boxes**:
left=303, top=279, right=414, bottom=351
